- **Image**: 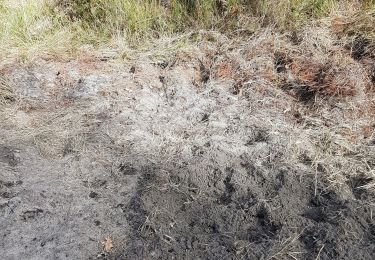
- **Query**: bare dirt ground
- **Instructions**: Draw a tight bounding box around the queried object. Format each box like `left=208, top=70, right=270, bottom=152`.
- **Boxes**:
left=1, top=31, right=375, bottom=259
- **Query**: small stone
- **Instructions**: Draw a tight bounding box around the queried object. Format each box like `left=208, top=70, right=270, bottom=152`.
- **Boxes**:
left=89, top=191, right=98, bottom=199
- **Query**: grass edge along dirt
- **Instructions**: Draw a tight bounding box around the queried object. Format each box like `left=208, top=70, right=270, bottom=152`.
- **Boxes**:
left=1, top=0, right=374, bottom=60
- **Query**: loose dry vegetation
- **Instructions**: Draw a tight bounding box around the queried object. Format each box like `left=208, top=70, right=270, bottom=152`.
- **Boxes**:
left=1, top=0, right=375, bottom=259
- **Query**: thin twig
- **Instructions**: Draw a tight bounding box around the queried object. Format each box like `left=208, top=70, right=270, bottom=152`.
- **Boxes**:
left=315, top=244, right=325, bottom=260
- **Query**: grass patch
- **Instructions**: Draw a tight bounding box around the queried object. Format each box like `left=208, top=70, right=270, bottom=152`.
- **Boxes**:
left=0, top=0, right=373, bottom=59
left=253, top=0, right=339, bottom=29
left=0, top=0, right=75, bottom=60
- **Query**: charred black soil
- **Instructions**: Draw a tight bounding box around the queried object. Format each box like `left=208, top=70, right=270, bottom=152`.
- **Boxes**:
left=115, top=161, right=375, bottom=260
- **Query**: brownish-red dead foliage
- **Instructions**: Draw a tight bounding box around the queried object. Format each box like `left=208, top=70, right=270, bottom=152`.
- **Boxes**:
left=290, top=59, right=357, bottom=97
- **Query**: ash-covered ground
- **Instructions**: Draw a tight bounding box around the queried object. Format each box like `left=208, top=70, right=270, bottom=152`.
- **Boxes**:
left=1, top=31, right=375, bottom=259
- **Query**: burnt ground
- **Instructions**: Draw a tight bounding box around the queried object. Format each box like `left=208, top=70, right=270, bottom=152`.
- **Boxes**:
left=1, top=33, right=375, bottom=260
left=122, top=161, right=375, bottom=260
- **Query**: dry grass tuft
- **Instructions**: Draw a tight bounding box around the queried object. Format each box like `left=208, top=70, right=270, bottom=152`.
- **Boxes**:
left=0, top=75, right=15, bottom=105
left=332, top=5, right=375, bottom=60
left=289, top=58, right=357, bottom=97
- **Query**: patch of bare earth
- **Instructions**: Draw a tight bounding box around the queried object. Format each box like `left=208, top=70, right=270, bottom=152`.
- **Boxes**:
left=1, top=30, right=375, bottom=259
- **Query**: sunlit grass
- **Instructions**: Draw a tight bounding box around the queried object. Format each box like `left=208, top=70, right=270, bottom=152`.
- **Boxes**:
left=0, top=0, right=75, bottom=60
left=0, top=0, right=373, bottom=60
